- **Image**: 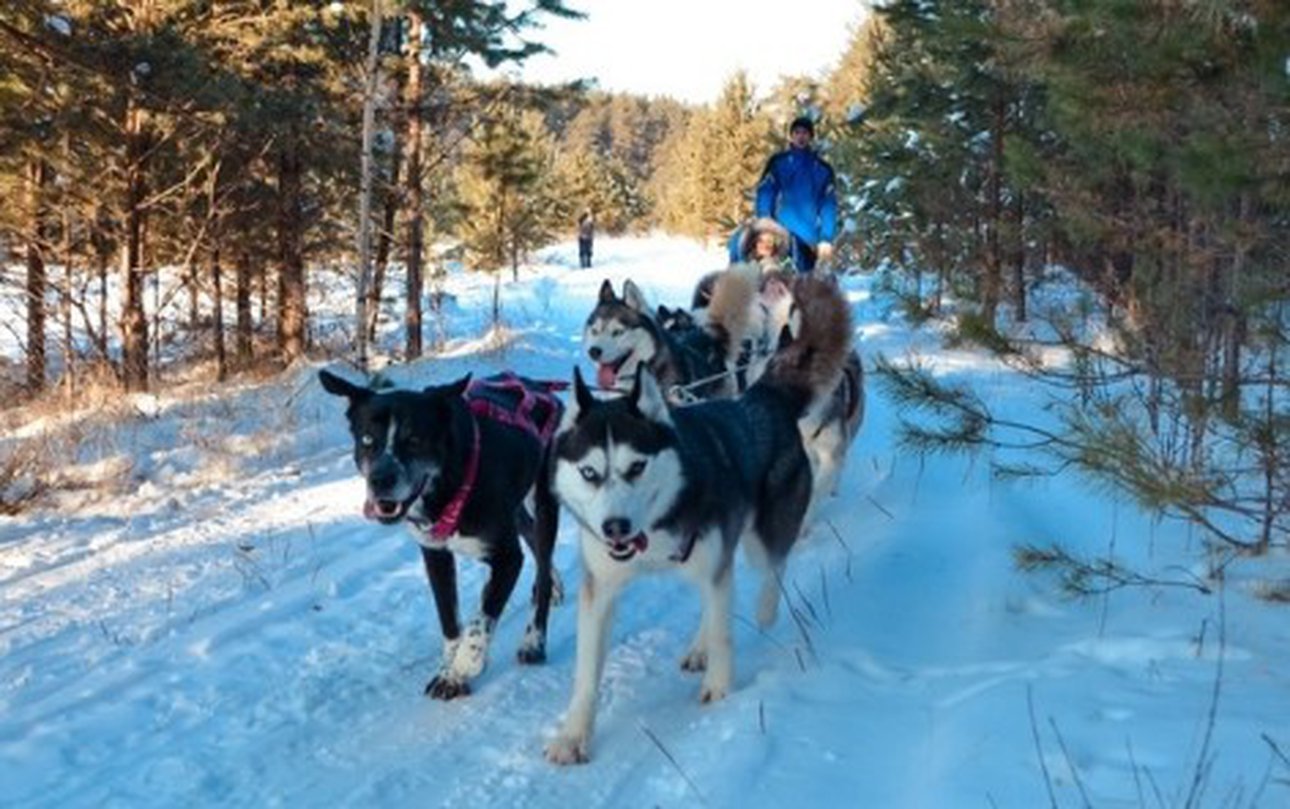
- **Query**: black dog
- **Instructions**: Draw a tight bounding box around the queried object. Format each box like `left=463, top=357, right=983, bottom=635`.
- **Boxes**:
left=319, top=369, right=562, bottom=699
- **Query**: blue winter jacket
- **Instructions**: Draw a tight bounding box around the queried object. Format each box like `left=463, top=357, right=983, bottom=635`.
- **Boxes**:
left=754, top=147, right=837, bottom=247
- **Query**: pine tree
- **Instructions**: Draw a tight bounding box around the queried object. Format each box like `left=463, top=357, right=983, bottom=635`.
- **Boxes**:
left=456, top=94, right=558, bottom=321
left=652, top=72, right=772, bottom=241
left=871, top=0, right=1290, bottom=561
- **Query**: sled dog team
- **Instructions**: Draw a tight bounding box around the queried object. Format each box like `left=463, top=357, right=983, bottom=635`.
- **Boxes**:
left=320, top=265, right=863, bottom=765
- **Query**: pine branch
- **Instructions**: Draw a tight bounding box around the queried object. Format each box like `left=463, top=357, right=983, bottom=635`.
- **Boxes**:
left=1013, top=543, right=1213, bottom=596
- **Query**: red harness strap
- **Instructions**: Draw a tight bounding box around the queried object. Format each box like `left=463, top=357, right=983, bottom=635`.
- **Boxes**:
left=426, top=374, right=566, bottom=541
left=429, top=415, right=481, bottom=541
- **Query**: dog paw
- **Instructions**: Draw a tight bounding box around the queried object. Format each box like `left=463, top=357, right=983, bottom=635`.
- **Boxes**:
left=679, top=648, right=707, bottom=672
left=449, top=618, right=492, bottom=679
left=517, top=646, right=546, bottom=665
left=516, top=632, right=546, bottom=665
left=516, top=621, right=547, bottom=665
left=699, top=680, right=730, bottom=704
left=425, top=673, right=472, bottom=701
left=545, top=734, right=590, bottom=765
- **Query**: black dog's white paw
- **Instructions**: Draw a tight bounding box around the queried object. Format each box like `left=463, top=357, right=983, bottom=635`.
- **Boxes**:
left=425, top=673, right=472, bottom=700
left=517, top=645, right=546, bottom=665
left=516, top=621, right=547, bottom=665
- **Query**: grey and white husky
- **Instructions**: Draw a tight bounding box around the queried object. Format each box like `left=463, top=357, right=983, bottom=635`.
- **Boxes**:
left=582, top=274, right=758, bottom=401
left=546, top=276, right=854, bottom=765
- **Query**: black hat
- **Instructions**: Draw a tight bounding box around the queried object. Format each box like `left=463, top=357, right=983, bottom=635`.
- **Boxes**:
left=789, top=115, right=815, bottom=136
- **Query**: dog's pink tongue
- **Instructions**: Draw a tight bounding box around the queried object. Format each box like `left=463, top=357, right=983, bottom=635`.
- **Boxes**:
left=596, top=363, right=617, bottom=390
left=363, top=498, right=399, bottom=520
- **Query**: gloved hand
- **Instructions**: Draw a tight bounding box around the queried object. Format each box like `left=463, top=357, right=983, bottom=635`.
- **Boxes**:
left=816, top=241, right=834, bottom=264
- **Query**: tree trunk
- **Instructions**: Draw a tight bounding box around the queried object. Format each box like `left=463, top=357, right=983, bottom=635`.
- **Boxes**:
left=24, top=157, right=48, bottom=394
left=1010, top=189, right=1026, bottom=323
left=367, top=141, right=400, bottom=343
left=355, top=0, right=383, bottom=372
left=89, top=204, right=111, bottom=361
left=276, top=144, right=307, bottom=363
left=61, top=210, right=75, bottom=406
left=403, top=10, right=426, bottom=359
left=981, top=93, right=1005, bottom=326
left=187, top=262, right=200, bottom=331
left=235, top=249, right=253, bottom=364
left=258, top=252, right=268, bottom=326
left=97, top=249, right=109, bottom=361
left=212, top=241, right=227, bottom=382
left=121, top=98, right=150, bottom=392
left=1219, top=192, right=1250, bottom=421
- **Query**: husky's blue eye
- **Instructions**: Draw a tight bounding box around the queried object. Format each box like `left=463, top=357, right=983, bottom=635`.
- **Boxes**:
left=624, top=460, right=646, bottom=480
left=361, top=434, right=375, bottom=447
left=579, top=466, right=601, bottom=484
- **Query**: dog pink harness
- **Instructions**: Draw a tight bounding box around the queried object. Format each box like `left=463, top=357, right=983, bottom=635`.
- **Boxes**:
left=427, top=373, right=566, bottom=541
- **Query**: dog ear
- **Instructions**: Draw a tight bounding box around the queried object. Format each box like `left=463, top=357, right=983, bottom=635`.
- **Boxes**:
left=319, top=369, right=371, bottom=402
left=776, top=323, right=795, bottom=352
left=431, top=373, right=472, bottom=399
left=572, top=366, right=596, bottom=416
left=622, top=279, right=650, bottom=314
left=628, top=364, right=671, bottom=423
left=598, top=278, right=616, bottom=304
left=657, top=304, right=670, bottom=321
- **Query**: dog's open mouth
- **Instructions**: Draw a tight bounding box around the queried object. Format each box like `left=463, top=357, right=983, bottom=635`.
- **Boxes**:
left=362, top=477, right=427, bottom=525
left=364, top=497, right=410, bottom=524
left=606, top=532, right=648, bottom=562
left=596, top=352, right=632, bottom=390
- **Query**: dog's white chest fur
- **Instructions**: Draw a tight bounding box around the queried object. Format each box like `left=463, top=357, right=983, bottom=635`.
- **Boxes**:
left=402, top=509, right=489, bottom=559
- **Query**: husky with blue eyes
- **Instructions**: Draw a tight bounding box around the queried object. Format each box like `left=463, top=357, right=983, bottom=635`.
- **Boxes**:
left=581, top=273, right=759, bottom=401
left=547, top=275, right=855, bottom=765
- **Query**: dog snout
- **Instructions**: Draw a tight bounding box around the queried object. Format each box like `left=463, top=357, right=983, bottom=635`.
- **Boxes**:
left=588, top=345, right=602, bottom=361
left=369, top=455, right=401, bottom=493
left=601, top=517, right=633, bottom=540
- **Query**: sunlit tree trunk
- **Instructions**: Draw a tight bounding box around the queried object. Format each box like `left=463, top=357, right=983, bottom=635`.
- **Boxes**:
left=235, top=248, right=253, bottom=364
left=403, top=10, right=425, bottom=358
left=354, top=0, right=383, bottom=371
left=120, top=96, right=150, bottom=391
left=276, top=144, right=306, bottom=363
left=24, top=157, right=48, bottom=394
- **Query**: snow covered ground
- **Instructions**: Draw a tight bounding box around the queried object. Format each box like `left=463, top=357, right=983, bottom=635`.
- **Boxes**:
left=1, top=236, right=1287, bottom=808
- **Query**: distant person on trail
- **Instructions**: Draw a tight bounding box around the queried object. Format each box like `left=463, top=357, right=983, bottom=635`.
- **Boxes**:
left=754, top=115, right=837, bottom=274
left=577, top=209, right=595, bottom=269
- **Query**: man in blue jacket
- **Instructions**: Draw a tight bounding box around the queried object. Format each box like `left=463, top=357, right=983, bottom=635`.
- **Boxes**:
left=754, top=116, right=837, bottom=273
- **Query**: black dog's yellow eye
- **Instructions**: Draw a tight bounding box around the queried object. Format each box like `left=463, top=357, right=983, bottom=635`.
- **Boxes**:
left=624, top=460, right=647, bottom=480
left=579, top=466, right=602, bottom=484
left=361, top=434, right=375, bottom=447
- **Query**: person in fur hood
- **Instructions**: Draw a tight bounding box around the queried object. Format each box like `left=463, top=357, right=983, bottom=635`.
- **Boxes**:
left=725, top=216, right=794, bottom=273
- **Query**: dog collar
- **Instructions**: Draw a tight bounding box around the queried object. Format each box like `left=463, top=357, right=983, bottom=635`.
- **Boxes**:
left=429, top=415, right=481, bottom=541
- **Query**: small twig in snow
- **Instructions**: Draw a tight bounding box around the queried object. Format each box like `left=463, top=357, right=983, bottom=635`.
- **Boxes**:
left=1027, top=686, right=1059, bottom=809
left=638, top=721, right=708, bottom=807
